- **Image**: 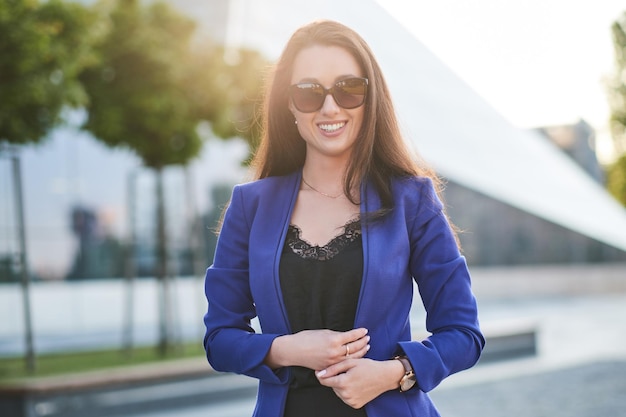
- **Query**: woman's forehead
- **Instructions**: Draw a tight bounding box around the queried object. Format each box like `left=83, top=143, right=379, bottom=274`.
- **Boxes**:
left=290, top=45, right=362, bottom=85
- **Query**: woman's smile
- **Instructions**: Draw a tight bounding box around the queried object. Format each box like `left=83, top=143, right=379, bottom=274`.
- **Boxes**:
left=318, top=121, right=347, bottom=135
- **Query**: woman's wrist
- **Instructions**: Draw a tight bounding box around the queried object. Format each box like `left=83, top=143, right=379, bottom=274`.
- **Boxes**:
left=265, top=334, right=291, bottom=369
left=386, top=358, right=407, bottom=391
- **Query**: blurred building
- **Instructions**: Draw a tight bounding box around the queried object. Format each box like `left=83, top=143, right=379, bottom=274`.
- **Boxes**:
left=447, top=119, right=622, bottom=265
left=534, top=119, right=605, bottom=184
left=443, top=183, right=626, bottom=265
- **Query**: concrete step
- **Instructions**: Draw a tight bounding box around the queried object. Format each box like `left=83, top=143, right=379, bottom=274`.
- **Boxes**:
left=479, top=318, right=537, bottom=363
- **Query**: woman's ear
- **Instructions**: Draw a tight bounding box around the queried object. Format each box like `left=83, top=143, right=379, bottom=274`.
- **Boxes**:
left=289, top=106, right=299, bottom=125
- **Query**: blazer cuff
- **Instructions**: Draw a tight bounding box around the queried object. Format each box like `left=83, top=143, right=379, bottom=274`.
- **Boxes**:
left=240, top=333, right=291, bottom=385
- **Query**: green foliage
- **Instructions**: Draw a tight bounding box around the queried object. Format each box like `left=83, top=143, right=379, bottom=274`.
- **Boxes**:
left=223, top=48, right=268, bottom=152
left=607, top=11, right=626, bottom=207
left=0, top=0, right=100, bottom=144
left=609, top=13, right=626, bottom=154
left=79, top=0, right=268, bottom=168
left=80, top=0, right=202, bottom=168
left=187, top=46, right=268, bottom=145
left=606, top=154, right=626, bottom=206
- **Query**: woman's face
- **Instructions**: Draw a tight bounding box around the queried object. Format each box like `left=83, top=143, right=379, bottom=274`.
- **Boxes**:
left=289, top=45, right=365, bottom=164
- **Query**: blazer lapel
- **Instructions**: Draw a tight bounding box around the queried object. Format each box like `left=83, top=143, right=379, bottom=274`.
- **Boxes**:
left=248, top=170, right=301, bottom=334
left=271, top=171, right=301, bottom=333
left=354, top=179, right=382, bottom=328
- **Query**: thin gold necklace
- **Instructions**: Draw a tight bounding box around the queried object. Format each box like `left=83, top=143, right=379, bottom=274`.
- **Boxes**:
left=302, top=177, right=342, bottom=199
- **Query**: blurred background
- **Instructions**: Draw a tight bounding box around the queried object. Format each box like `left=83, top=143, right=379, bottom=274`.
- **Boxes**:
left=1, top=0, right=626, bottom=416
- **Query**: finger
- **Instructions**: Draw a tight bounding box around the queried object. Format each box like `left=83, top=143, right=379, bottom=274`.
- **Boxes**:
left=343, top=334, right=370, bottom=357
left=316, top=358, right=355, bottom=380
left=338, top=329, right=368, bottom=357
left=347, top=341, right=371, bottom=359
left=341, top=328, right=368, bottom=345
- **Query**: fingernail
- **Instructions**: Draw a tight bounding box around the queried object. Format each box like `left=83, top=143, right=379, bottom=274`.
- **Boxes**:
left=316, top=369, right=327, bottom=377
left=366, top=344, right=371, bottom=351
left=366, top=336, right=371, bottom=342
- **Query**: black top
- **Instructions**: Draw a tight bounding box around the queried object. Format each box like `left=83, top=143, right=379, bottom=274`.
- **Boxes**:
left=279, top=219, right=367, bottom=417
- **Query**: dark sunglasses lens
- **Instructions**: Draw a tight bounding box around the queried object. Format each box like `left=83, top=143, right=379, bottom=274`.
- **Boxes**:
left=291, top=84, right=325, bottom=112
left=333, top=79, right=367, bottom=109
left=290, top=78, right=367, bottom=112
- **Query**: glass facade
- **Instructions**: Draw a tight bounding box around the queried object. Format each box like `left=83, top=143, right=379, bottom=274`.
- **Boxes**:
left=0, top=110, right=248, bottom=282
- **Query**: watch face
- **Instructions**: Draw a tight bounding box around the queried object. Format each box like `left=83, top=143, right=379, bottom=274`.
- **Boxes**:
left=400, top=374, right=416, bottom=391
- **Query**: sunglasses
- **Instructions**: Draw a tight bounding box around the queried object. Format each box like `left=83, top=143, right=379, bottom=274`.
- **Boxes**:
left=288, top=77, right=368, bottom=113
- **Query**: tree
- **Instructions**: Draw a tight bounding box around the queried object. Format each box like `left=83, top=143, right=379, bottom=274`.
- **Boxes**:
left=80, top=0, right=267, bottom=354
left=0, top=0, right=99, bottom=372
left=0, top=0, right=99, bottom=143
left=607, top=154, right=626, bottom=206
left=607, top=11, right=626, bottom=206
left=185, top=45, right=267, bottom=155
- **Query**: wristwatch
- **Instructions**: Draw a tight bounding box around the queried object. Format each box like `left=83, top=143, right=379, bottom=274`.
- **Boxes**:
left=393, top=355, right=416, bottom=392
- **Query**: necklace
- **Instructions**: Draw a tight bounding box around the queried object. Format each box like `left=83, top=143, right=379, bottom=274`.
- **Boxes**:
left=302, top=177, right=342, bottom=199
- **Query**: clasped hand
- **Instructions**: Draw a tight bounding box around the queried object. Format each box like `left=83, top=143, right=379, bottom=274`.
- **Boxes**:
left=270, top=328, right=402, bottom=408
left=289, top=327, right=370, bottom=370
left=296, top=327, right=386, bottom=409
left=267, top=327, right=400, bottom=409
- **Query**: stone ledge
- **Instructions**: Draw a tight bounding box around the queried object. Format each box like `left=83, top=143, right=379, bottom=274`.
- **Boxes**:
left=0, top=357, right=212, bottom=394
left=479, top=319, right=537, bottom=363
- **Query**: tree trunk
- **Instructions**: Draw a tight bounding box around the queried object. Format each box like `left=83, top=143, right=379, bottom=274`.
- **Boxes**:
left=123, top=169, right=137, bottom=357
left=155, top=167, right=172, bottom=355
left=184, top=166, right=206, bottom=340
left=11, top=151, right=36, bottom=373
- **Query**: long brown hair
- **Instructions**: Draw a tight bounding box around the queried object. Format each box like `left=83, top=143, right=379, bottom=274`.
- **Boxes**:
left=251, top=20, right=441, bottom=216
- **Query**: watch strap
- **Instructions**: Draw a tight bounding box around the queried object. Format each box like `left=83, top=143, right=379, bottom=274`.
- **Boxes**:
left=394, top=355, right=412, bottom=373
left=393, top=355, right=416, bottom=392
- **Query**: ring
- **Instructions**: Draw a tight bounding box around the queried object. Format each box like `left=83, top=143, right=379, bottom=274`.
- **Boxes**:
left=345, top=344, right=350, bottom=357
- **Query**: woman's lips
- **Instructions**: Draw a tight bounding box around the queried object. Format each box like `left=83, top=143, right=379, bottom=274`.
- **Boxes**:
left=318, top=121, right=347, bottom=135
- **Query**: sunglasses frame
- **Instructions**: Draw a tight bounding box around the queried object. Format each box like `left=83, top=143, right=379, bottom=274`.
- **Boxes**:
left=288, top=77, right=369, bottom=113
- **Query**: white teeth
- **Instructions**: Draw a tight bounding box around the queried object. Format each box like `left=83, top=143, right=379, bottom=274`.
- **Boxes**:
left=319, top=122, right=346, bottom=132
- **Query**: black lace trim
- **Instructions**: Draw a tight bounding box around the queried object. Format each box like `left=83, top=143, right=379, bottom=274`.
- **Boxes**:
left=286, top=219, right=361, bottom=261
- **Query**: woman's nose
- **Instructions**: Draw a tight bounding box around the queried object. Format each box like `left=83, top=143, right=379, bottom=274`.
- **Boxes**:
left=319, top=92, right=340, bottom=115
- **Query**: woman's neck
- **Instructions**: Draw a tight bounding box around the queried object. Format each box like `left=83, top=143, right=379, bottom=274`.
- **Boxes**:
left=301, top=153, right=362, bottom=202
left=302, top=158, right=346, bottom=190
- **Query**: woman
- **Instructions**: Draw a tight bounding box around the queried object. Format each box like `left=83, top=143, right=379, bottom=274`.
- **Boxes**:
left=203, top=20, right=484, bottom=417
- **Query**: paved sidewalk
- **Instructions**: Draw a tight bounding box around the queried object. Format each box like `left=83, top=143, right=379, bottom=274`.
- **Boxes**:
left=431, top=360, right=626, bottom=417
left=429, top=293, right=626, bottom=417
left=131, top=359, right=626, bottom=417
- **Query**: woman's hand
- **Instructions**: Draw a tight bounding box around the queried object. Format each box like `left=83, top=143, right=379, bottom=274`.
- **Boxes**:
left=315, top=358, right=406, bottom=409
left=265, top=328, right=370, bottom=371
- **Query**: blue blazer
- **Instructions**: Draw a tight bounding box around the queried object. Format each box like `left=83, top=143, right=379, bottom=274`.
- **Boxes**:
left=203, top=170, right=484, bottom=417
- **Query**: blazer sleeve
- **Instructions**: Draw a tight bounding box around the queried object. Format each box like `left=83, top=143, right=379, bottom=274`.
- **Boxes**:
left=398, top=178, right=485, bottom=392
left=203, top=184, right=289, bottom=384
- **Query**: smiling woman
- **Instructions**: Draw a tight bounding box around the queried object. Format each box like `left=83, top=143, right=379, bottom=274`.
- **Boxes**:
left=202, top=19, right=484, bottom=417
